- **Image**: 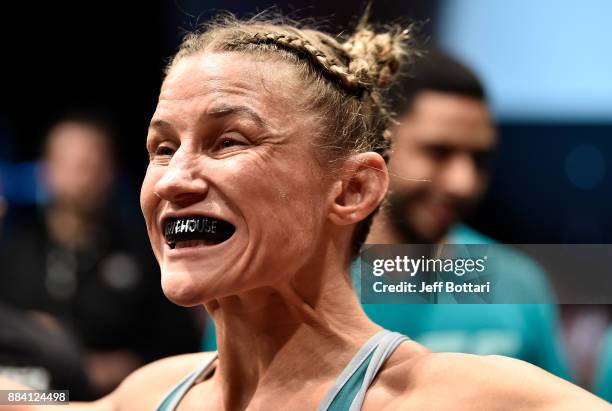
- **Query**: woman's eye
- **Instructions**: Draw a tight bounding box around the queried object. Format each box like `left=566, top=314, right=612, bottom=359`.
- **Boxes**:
left=214, top=133, right=249, bottom=152
left=148, top=145, right=175, bottom=164
left=221, top=139, right=235, bottom=148
left=156, top=146, right=175, bottom=156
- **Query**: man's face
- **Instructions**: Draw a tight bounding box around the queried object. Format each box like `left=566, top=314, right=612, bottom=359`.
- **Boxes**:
left=388, top=91, right=496, bottom=242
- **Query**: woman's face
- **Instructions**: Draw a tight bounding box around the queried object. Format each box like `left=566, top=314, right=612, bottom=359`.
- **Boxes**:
left=141, top=52, right=331, bottom=306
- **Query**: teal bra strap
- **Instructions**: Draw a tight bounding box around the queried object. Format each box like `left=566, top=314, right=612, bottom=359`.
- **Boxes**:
left=325, top=350, right=376, bottom=411
left=317, top=330, right=409, bottom=411
left=347, top=331, right=409, bottom=411
left=155, top=353, right=218, bottom=411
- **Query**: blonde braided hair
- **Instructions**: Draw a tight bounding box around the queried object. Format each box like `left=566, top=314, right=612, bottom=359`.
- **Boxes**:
left=166, top=13, right=415, bottom=255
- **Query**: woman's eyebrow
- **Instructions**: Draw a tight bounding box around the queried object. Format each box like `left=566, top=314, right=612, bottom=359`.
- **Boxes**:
left=207, top=104, right=271, bottom=130
left=149, top=118, right=174, bottom=132
left=148, top=105, right=272, bottom=135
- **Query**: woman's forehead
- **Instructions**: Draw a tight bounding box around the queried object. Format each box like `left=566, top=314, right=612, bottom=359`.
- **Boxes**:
left=161, top=52, right=300, bottom=105
left=153, top=52, right=317, bottom=138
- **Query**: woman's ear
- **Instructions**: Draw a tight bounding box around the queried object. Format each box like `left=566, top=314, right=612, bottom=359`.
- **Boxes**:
left=328, top=152, right=389, bottom=226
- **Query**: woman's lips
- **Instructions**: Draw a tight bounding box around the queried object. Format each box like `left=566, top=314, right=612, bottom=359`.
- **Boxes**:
left=173, top=239, right=224, bottom=248
left=163, top=237, right=233, bottom=258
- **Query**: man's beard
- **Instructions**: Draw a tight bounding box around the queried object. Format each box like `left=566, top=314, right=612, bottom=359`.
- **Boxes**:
left=386, top=190, right=445, bottom=244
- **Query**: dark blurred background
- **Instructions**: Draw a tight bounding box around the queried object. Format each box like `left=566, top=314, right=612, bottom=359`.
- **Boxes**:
left=1, top=0, right=610, bottom=243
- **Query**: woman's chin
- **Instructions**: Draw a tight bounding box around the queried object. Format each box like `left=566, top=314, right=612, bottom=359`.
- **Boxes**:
left=160, top=269, right=212, bottom=307
left=160, top=263, right=238, bottom=306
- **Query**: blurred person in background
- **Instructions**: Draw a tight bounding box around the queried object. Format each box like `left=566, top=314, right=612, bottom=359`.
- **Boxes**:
left=0, top=115, right=201, bottom=396
left=198, top=49, right=572, bottom=381
left=362, top=50, right=572, bottom=379
left=0, top=178, right=94, bottom=399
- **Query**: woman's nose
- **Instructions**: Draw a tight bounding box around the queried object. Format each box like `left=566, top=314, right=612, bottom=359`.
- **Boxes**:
left=153, top=150, right=208, bottom=207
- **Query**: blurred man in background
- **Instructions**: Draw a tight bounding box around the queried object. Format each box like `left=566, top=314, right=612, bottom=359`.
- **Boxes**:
left=0, top=115, right=201, bottom=396
left=363, top=50, right=572, bottom=380
left=370, top=50, right=495, bottom=245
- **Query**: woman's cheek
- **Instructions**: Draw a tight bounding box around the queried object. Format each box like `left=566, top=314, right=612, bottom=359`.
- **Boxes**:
left=140, top=169, right=156, bottom=218
left=140, top=167, right=163, bottom=250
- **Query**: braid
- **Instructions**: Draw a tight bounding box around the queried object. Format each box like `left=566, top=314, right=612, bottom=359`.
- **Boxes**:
left=227, top=32, right=368, bottom=95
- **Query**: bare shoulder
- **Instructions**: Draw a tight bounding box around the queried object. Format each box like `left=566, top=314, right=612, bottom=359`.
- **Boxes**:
left=384, top=351, right=610, bottom=410
left=0, top=353, right=214, bottom=411
left=109, top=352, right=215, bottom=411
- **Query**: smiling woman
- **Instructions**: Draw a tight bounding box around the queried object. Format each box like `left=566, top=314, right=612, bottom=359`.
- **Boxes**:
left=139, top=15, right=407, bottom=312
left=1, top=12, right=610, bottom=411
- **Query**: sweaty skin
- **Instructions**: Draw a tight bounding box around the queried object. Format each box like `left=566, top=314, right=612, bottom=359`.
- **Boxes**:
left=1, top=52, right=608, bottom=411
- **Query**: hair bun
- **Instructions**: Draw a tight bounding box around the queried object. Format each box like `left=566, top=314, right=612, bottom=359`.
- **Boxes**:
left=342, top=26, right=411, bottom=89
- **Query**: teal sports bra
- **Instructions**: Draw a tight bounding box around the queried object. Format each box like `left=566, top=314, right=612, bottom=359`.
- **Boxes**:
left=155, top=330, right=409, bottom=411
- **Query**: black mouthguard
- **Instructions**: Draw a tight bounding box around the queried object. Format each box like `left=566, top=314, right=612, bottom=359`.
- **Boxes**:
left=164, top=216, right=235, bottom=243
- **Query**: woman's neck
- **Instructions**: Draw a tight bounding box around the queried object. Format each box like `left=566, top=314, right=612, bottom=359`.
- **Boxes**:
left=204, top=248, right=380, bottom=410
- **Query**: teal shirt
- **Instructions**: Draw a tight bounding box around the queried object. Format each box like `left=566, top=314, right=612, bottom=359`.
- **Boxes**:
left=594, top=328, right=612, bottom=402
left=201, top=224, right=572, bottom=380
